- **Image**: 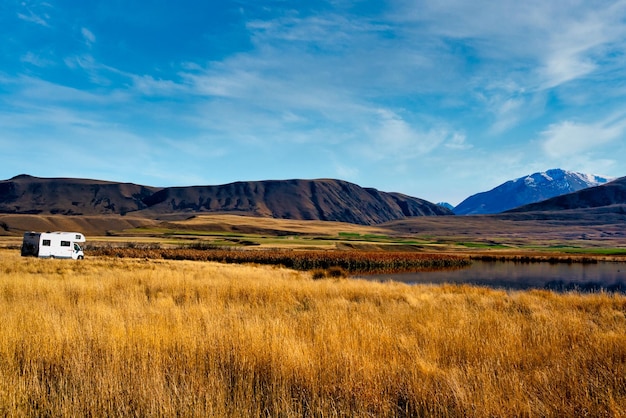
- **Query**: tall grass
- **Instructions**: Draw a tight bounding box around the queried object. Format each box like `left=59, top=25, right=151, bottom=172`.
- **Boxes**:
left=0, top=250, right=625, bottom=417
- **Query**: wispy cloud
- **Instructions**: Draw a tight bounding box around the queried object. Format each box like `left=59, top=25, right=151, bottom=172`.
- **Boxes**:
left=445, top=133, right=472, bottom=150
left=361, top=109, right=459, bottom=160
left=17, top=1, right=50, bottom=28
left=20, top=52, right=54, bottom=67
left=541, top=115, right=626, bottom=158
left=537, top=2, right=626, bottom=89
left=81, top=28, right=96, bottom=47
left=387, top=0, right=626, bottom=135
left=389, top=0, right=626, bottom=85
left=130, top=75, right=185, bottom=97
left=3, top=75, right=129, bottom=105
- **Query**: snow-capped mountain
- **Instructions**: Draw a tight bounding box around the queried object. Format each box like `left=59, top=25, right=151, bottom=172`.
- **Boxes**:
left=453, top=169, right=614, bottom=215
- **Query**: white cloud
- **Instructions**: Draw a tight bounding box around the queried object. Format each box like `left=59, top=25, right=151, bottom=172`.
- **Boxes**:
left=131, top=75, right=183, bottom=96
left=485, top=95, right=527, bottom=134
left=465, top=1, right=626, bottom=133
left=541, top=116, right=626, bottom=157
left=246, top=14, right=389, bottom=50
left=63, top=54, right=128, bottom=86
left=183, top=68, right=259, bottom=99
left=5, top=75, right=129, bottom=105
left=390, top=0, right=626, bottom=104
left=17, top=11, right=50, bottom=27
left=536, top=4, right=626, bottom=89
left=20, top=52, right=53, bottom=67
left=445, top=133, right=472, bottom=150
left=239, top=11, right=449, bottom=98
left=81, top=27, right=96, bottom=46
left=179, top=53, right=366, bottom=130
left=362, top=109, right=451, bottom=160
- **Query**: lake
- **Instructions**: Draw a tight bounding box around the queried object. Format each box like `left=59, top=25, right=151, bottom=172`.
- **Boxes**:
left=364, top=260, right=626, bottom=292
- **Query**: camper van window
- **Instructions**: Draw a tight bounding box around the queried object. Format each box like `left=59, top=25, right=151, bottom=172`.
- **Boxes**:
left=61, top=241, right=71, bottom=247
left=75, top=234, right=81, bottom=240
left=42, top=240, right=51, bottom=246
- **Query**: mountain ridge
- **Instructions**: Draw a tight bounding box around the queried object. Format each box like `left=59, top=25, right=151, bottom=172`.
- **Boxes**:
left=0, top=175, right=451, bottom=225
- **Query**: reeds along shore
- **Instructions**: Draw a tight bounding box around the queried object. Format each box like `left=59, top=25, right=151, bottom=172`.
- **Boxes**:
left=89, top=247, right=471, bottom=274
left=0, top=251, right=625, bottom=417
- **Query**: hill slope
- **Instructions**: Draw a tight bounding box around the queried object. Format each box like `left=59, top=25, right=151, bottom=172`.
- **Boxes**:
left=139, top=179, right=451, bottom=224
left=0, top=175, right=451, bottom=225
left=0, top=175, right=158, bottom=215
left=454, top=169, right=612, bottom=215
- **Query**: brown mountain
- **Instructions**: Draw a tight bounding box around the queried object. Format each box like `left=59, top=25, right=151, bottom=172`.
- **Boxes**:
left=140, top=179, right=451, bottom=224
left=0, top=175, right=158, bottom=215
left=506, top=176, right=626, bottom=213
left=0, top=175, right=451, bottom=225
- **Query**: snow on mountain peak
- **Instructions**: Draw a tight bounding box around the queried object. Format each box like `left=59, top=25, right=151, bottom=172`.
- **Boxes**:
left=540, top=172, right=553, bottom=182
left=569, top=171, right=612, bottom=186
left=517, top=169, right=610, bottom=189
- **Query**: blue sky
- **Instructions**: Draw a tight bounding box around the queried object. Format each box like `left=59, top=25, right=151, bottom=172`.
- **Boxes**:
left=2, top=0, right=626, bottom=205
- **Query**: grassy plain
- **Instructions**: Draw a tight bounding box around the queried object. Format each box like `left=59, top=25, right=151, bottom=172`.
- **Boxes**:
left=2, top=213, right=626, bottom=254
left=1, top=250, right=625, bottom=417
left=102, top=213, right=626, bottom=255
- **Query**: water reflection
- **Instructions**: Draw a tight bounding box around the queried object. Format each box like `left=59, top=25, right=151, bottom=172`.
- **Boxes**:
left=365, top=261, right=626, bottom=292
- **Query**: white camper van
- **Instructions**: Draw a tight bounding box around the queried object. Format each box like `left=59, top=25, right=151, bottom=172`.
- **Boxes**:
left=21, top=231, right=86, bottom=260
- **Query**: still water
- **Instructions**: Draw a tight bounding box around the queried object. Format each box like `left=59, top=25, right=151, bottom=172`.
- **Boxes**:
left=365, top=261, right=626, bottom=292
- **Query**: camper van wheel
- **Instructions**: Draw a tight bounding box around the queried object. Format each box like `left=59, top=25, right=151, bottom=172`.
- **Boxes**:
left=49, top=255, right=54, bottom=259
left=78, top=255, right=84, bottom=260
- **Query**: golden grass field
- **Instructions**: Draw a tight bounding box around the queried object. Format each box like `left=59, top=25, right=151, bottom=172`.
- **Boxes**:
left=1, top=250, right=625, bottom=417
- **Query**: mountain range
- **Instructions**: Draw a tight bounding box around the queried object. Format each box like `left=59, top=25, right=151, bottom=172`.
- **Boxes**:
left=453, top=169, right=613, bottom=215
left=1, top=170, right=625, bottom=229
left=0, top=175, right=451, bottom=225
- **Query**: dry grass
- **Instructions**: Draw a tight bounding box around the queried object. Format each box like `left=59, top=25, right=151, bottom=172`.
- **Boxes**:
left=0, top=214, right=157, bottom=237
left=168, top=214, right=390, bottom=236
left=0, top=213, right=386, bottom=239
left=0, top=250, right=625, bottom=417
